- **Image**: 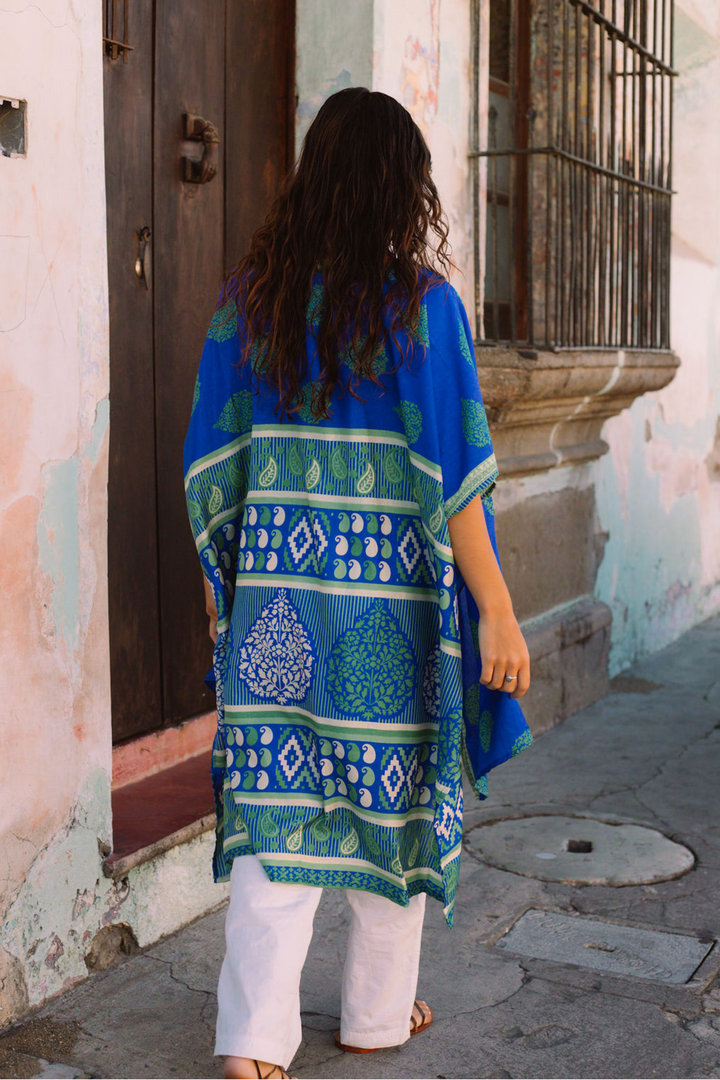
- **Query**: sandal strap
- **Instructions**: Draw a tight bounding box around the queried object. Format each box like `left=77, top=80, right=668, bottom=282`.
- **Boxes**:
left=410, top=999, right=429, bottom=1032
left=254, top=1062, right=289, bottom=1080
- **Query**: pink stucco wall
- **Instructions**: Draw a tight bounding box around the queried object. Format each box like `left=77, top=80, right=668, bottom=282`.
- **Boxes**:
left=0, top=0, right=113, bottom=1021
left=594, top=0, right=720, bottom=669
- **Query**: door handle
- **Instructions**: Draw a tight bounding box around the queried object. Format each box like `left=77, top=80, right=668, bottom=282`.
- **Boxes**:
left=135, top=226, right=151, bottom=289
left=183, top=113, right=220, bottom=184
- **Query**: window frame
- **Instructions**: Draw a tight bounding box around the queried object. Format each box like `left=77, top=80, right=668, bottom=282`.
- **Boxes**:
left=470, top=0, right=676, bottom=351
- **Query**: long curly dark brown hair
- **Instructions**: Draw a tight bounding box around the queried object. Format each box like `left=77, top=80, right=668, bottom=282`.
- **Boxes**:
left=221, top=87, right=452, bottom=420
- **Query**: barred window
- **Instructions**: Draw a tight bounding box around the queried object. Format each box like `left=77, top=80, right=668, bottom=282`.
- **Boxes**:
left=471, top=0, right=675, bottom=349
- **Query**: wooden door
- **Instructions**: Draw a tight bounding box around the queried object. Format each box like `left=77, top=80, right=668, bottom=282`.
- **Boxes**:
left=104, top=0, right=295, bottom=742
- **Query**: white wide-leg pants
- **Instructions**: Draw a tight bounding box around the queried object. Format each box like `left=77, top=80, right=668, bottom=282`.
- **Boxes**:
left=215, top=854, right=427, bottom=1070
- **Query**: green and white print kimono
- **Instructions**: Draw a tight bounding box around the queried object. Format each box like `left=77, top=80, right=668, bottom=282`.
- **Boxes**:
left=184, top=272, right=532, bottom=925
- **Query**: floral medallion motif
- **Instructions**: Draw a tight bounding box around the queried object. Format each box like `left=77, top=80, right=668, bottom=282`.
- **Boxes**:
left=394, top=400, right=423, bottom=444
left=238, top=589, right=314, bottom=704
left=457, top=313, right=475, bottom=368
left=478, top=709, right=494, bottom=753
left=411, top=304, right=430, bottom=348
left=463, top=682, right=481, bottom=726
left=327, top=602, right=416, bottom=720
left=296, top=381, right=323, bottom=424
left=191, top=376, right=201, bottom=415
left=511, top=729, right=533, bottom=756
left=207, top=299, right=238, bottom=342
left=215, top=391, right=253, bottom=435
left=422, top=645, right=441, bottom=718
left=461, top=398, right=492, bottom=448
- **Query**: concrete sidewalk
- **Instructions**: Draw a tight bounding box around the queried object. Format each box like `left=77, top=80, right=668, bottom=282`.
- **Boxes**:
left=2, top=615, right=720, bottom=1080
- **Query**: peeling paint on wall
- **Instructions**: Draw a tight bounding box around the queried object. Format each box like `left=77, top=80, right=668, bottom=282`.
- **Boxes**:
left=400, top=1, right=440, bottom=130
left=1, top=771, right=228, bottom=1010
left=295, top=0, right=373, bottom=147
left=590, top=2, right=720, bottom=673
left=372, top=0, right=475, bottom=313
left=0, top=0, right=113, bottom=1028
left=36, top=456, right=81, bottom=656
left=596, top=393, right=720, bottom=673
left=295, top=0, right=474, bottom=313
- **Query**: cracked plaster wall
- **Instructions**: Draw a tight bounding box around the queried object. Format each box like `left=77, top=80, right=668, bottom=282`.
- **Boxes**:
left=594, top=0, right=720, bottom=673
left=0, top=0, right=114, bottom=1026
left=0, top=780, right=227, bottom=1015
left=295, top=0, right=475, bottom=311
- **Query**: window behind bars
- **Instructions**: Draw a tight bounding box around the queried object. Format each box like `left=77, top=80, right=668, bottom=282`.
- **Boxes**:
left=471, top=0, right=675, bottom=350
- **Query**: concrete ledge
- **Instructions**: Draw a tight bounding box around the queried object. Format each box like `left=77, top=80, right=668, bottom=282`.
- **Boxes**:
left=520, top=596, right=612, bottom=735
left=476, top=345, right=680, bottom=477
left=106, top=825, right=229, bottom=951
left=103, top=814, right=216, bottom=880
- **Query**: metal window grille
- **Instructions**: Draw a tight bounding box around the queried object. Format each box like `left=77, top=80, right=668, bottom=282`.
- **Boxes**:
left=470, top=0, right=675, bottom=349
left=103, top=0, right=133, bottom=62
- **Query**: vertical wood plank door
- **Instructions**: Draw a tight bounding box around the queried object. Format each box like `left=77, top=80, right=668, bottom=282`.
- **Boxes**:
left=105, top=0, right=295, bottom=742
left=153, top=0, right=227, bottom=725
left=105, top=0, right=162, bottom=740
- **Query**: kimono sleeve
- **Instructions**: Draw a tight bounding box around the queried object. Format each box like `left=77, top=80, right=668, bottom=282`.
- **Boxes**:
left=183, top=298, right=251, bottom=637
left=428, top=284, right=498, bottom=519
left=426, top=286, right=534, bottom=796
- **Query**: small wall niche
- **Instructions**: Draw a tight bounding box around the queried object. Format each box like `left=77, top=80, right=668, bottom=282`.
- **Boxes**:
left=0, top=98, right=27, bottom=157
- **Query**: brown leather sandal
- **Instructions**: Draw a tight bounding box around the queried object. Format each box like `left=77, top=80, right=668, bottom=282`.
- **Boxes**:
left=251, top=1063, right=292, bottom=1080
left=224, top=1059, right=295, bottom=1080
left=334, top=998, right=433, bottom=1053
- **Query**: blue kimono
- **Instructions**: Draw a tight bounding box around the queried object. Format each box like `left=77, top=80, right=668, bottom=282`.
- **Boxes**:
left=183, top=272, right=532, bottom=925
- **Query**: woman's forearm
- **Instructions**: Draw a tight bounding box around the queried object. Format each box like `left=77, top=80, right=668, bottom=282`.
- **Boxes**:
left=447, top=496, right=513, bottom=617
left=447, top=494, right=530, bottom=698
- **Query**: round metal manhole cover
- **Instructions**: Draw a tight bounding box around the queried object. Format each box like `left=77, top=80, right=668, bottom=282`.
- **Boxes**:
left=465, top=815, right=695, bottom=885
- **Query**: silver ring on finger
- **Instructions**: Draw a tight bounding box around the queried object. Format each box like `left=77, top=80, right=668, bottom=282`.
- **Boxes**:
left=504, top=674, right=518, bottom=683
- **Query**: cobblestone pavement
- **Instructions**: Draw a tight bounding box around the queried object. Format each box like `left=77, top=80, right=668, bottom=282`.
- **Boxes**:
left=2, top=615, right=719, bottom=1080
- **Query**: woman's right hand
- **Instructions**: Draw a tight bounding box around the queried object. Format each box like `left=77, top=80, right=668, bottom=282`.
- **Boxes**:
left=477, top=608, right=530, bottom=699
left=447, top=493, right=530, bottom=700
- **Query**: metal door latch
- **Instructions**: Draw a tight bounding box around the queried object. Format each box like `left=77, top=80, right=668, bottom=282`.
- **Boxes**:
left=182, top=113, right=220, bottom=184
left=135, top=226, right=151, bottom=289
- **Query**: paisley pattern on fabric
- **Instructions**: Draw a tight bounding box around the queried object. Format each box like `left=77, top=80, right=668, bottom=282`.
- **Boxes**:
left=183, top=271, right=533, bottom=928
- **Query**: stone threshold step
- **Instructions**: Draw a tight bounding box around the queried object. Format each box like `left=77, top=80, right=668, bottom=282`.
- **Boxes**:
left=104, top=751, right=215, bottom=880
